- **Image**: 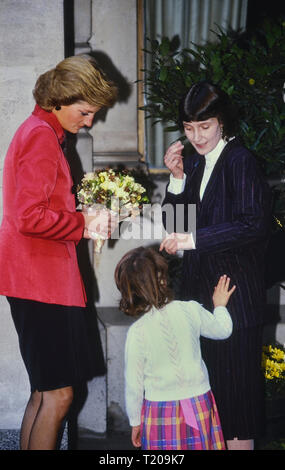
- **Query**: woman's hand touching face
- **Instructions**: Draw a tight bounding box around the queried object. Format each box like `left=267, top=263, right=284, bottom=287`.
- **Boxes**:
left=163, top=141, right=184, bottom=179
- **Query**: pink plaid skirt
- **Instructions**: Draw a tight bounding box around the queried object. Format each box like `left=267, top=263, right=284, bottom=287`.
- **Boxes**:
left=140, top=390, right=225, bottom=450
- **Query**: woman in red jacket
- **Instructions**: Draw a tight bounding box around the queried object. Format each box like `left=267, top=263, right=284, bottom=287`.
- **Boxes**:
left=0, top=55, right=118, bottom=450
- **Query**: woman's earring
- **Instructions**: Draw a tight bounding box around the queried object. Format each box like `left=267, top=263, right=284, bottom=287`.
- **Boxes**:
left=55, top=105, right=61, bottom=111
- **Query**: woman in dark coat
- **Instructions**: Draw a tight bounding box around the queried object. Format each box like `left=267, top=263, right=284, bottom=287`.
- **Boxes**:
left=160, top=81, right=272, bottom=450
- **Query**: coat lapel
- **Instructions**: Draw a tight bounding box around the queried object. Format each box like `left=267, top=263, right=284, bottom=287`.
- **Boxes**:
left=186, top=155, right=205, bottom=207
left=199, top=138, right=238, bottom=211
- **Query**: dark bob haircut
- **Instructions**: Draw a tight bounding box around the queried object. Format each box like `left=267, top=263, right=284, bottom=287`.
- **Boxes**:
left=179, top=81, right=238, bottom=139
left=114, top=247, right=173, bottom=317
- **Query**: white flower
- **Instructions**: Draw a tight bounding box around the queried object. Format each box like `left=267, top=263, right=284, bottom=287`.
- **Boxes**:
left=83, top=172, right=97, bottom=181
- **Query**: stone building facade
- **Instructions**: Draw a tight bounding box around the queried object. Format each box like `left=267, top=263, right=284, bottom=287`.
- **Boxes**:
left=0, top=0, right=284, bottom=436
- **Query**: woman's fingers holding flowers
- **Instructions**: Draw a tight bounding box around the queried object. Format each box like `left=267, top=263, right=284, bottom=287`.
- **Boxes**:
left=83, top=208, right=118, bottom=239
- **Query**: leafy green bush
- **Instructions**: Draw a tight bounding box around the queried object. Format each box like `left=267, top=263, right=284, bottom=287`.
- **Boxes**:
left=142, top=18, right=285, bottom=213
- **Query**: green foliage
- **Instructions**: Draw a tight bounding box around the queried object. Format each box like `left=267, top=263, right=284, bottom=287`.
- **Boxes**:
left=142, top=18, right=285, bottom=212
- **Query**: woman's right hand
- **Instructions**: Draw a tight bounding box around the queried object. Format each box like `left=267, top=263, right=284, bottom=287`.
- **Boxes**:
left=83, top=208, right=118, bottom=239
left=164, top=141, right=184, bottom=179
left=159, top=232, right=195, bottom=254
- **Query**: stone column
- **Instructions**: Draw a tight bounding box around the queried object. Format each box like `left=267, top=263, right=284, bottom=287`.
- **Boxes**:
left=77, top=0, right=164, bottom=433
left=72, top=0, right=147, bottom=434
left=73, top=0, right=94, bottom=174
left=89, top=0, right=140, bottom=168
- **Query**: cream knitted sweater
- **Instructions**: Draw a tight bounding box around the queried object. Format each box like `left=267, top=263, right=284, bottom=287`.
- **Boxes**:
left=124, top=300, right=233, bottom=426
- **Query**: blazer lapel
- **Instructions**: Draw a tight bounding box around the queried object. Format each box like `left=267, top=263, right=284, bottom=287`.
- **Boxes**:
left=186, top=155, right=205, bottom=207
left=200, top=138, right=238, bottom=210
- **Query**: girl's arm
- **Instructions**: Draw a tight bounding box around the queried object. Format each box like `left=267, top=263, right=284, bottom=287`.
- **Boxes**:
left=124, top=324, right=145, bottom=428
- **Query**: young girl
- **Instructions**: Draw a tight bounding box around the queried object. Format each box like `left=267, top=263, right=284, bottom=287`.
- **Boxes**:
left=115, top=247, right=236, bottom=451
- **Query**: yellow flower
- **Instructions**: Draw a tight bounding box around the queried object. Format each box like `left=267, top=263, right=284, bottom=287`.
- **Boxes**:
left=78, top=168, right=147, bottom=210
left=249, top=78, right=255, bottom=85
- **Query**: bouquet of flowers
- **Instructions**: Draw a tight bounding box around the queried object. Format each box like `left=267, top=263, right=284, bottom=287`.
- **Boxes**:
left=77, top=168, right=149, bottom=252
left=262, top=344, right=285, bottom=398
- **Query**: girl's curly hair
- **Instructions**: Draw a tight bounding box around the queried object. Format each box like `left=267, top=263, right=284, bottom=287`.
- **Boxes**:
left=115, top=247, right=173, bottom=316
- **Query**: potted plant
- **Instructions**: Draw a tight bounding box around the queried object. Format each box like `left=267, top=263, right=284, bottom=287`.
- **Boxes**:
left=262, top=343, right=285, bottom=438
left=142, top=18, right=285, bottom=210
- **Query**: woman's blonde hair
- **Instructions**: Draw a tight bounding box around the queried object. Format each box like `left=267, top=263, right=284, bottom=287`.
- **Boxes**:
left=33, top=55, right=117, bottom=111
left=115, top=247, right=173, bottom=317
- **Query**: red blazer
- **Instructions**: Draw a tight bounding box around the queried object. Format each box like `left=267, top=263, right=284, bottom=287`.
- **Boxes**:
left=0, top=105, right=87, bottom=307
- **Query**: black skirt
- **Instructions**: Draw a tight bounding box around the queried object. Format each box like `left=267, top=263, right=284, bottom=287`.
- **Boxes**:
left=201, top=325, right=266, bottom=441
left=7, top=297, right=104, bottom=392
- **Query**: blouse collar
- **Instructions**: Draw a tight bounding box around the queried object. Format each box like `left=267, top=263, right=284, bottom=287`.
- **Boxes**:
left=32, top=104, right=65, bottom=144
left=204, top=138, right=227, bottom=169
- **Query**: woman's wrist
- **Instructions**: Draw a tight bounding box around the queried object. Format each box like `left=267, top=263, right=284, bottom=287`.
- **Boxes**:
left=171, top=171, right=184, bottom=179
